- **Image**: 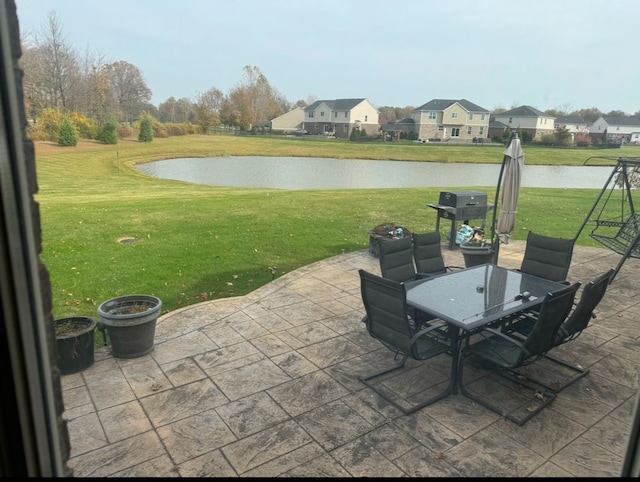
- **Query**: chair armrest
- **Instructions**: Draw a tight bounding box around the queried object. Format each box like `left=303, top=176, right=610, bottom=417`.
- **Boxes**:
left=470, top=326, right=527, bottom=352
left=409, top=323, right=449, bottom=345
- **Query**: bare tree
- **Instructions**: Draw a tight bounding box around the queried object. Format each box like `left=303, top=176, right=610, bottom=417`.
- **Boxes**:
left=36, top=11, right=79, bottom=110
left=226, top=65, right=287, bottom=130
left=159, top=96, right=195, bottom=123
left=194, top=87, right=224, bottom=132
left=104, top=60, right=152, bottom=123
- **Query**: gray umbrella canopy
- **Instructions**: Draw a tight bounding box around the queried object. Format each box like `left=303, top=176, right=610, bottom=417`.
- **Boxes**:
left=496, top=135, right=525, bottom=244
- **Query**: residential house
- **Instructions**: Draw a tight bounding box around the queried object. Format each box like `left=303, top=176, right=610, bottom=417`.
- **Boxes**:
left=302, top=98, right=379, bottom=139
left=488, top=116, right=509, bottom=141
left=269, top=107, right=305, bottom=134
left=493, top=105, right=555, bottom=140
left=411, top=99, right=490, bottom=142
left=554, top=115, right=590, bottom=144
left=554, top=115, right=589, bottom=135
left=380, top=117, right=415, bottom=141
left=589, top=116, right=640, bottom=145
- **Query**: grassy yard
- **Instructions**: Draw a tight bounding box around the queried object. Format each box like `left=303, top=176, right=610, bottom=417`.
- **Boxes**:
left=35, top=135, right=638, bottom=319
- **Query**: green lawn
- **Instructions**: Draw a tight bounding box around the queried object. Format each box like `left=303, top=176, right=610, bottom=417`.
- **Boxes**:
left=35, top=135, right=636, bottom=319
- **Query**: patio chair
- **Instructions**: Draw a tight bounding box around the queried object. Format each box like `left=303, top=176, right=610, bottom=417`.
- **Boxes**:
left=505, top=269, right=614, bottom=392
left=519, top=231, right=576, bottom=283
left=378, top=236, right=421, bottom=284
left=358, top=269, right=452, bottom=415
left=412, top=231, right=463, bottom=276
left=458, top=282, right=580, bottom=425
left=378, top=235, right=434, bottom=325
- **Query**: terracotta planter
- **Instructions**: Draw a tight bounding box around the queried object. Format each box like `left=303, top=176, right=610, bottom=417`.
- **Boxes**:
left=97, top=295, right=162, bottom=358
left=55, top=316, right=97, bottom=375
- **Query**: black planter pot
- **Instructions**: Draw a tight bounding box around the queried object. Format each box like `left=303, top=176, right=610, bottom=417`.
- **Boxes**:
left=55, top=316, right=97, bottom=375
left=97, top=295, right=162, bottom=358
left=460, top=243, right=496, bottom=268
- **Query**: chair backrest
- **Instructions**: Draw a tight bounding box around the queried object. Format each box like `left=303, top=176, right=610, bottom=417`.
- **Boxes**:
left=522, top=282, right=580, bottom=359
left=359, top=269, right=413, bottom=354
left=520, top=231, right=576, bottom=282
left=412, top=232, right=447, bottom=276
left=378, top=236, right=416, bottom=283
left=557, top=269, right=614, bottom=344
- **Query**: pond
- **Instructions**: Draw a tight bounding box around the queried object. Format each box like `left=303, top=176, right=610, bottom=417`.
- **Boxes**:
left=135, top=156, right=615, bottom=190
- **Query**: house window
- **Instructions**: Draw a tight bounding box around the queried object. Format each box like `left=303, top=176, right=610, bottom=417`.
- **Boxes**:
left=314, top=123, right=318, bottom=129
left=309, top=112, right=314, bottom=118
left=469, top=113, right=474, bottom=120
left=481, top=114, right=486, bottom=120
left=364, top=115, right=368, bottom=122
left=343, top=124, right=348, bottom=132
left=438, top=125, right=444, bottom=131
left=452, top=112, right=458, bottom=119
left=334, top=112, right=337, bottom=118
left=452, top=128, right=460, bottom=137
left=479, top=126, right=484, bottom=135
left=508, top=117, right=513, bottom=124
left=429, top=112, right=437, bottom=120
left=321, top=111, right=324, bottom=117
left=344, top=112, right=348, bottom=118
left=467, top=126, right=472, bottom=135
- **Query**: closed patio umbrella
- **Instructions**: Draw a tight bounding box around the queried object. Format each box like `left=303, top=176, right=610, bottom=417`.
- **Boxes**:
left=491, top=133, right=525, bottom=262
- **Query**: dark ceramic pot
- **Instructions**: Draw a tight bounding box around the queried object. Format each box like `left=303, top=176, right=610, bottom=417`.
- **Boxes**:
left=55, top=316, right=97, bottom=375
left=97, top=295, right=162, bottom=358
left=460, top=243, right=496, bottom=268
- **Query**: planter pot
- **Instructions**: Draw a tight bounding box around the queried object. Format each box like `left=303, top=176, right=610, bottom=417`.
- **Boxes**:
left=55, top=316, right=97, bottom=375
left=97, top=295, right=162, bottom=358
left=460, top=244, right=496, bottom=268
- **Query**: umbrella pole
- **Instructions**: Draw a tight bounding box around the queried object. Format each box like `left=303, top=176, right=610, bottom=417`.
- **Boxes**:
left=491, top=132, right=518, bottom=263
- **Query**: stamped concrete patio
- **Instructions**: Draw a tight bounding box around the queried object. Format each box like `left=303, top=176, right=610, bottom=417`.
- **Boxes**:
left=62, top=240, right=640, bottom=477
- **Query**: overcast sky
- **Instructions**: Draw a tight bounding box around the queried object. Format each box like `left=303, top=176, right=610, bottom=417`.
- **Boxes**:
left=14, top=0, right=640, bottom=114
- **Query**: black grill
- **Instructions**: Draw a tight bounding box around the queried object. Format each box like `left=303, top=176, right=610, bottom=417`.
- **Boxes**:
left=428, top=191, right=492, bottom=250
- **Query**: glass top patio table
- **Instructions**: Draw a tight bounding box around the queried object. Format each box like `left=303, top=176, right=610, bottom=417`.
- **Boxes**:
left=406, top=264, right=567, bottom=331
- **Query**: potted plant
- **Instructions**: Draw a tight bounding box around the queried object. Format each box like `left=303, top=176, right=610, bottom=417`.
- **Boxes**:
left=55, top=316, right=97, bottom=375
left=97, top=294, right=162, bottom=358
left=460, top=227, right=496, bottom=268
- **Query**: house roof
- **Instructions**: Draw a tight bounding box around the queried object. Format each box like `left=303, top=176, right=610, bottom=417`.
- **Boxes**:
left=304, top=98, right=370, bottom=112
left=413, top=98, right=489, bottom=113
left=600, top=116, right=640, bottom=127
left=498, top=105, right=550, bottom=117
left=489, top=119, right=509, bottom=128
left=381, top=118, right=415, bottom=132
left=555, top=115, right=586, bottom=124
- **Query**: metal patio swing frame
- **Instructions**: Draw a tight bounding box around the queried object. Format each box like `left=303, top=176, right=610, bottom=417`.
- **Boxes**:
left=575, top=156, right=640, bottom=283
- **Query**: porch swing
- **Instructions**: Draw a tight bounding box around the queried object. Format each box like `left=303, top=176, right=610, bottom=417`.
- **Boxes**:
left=575, top=157, right=640, bottom=283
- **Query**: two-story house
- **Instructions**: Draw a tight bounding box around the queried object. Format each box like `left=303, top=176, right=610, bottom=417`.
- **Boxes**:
left=302, top=98, right=379, bottom=139
left=492, top=105, right=555, bottom=139
left=411, top=99, right=490, bottom=142
left=589, top=116, right=640, bottom=145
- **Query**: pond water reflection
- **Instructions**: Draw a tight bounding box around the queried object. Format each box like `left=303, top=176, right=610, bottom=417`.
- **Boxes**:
left=135, top=156, right=613, bottom=190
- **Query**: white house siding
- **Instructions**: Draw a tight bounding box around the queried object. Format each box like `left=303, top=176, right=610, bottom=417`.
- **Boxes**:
left=493, top=114, right=554, bottom=139
left=270, top=107, right=304, bottom=133
left=349, top=101, right=380, bottom=137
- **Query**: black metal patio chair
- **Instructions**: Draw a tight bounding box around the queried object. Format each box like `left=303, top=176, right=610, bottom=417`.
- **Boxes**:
left=378, top=235, right=422, bottom=284
left=458, top=282, right=580, bottom=425
left=505, top=269, right=614, bottom=392
left=519, top=231, right=576, bottom=283
left=412, top=231, right=463, bottom=276
left=358, top=269, right=452, bottom=415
